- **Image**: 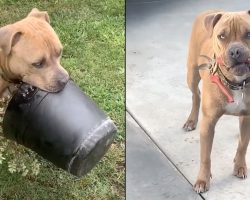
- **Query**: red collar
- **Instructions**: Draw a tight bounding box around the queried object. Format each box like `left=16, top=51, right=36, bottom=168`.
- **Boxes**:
left=200, top=54, right=250, bottom=103
left=211, top=55, right=234, bottom=103
left=210, top=74, right=234, bottom=103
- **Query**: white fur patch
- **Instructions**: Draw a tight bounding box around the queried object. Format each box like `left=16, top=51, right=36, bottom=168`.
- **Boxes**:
left=225, top=90, right=246, bottom=114
left=234, top=75, right=247, bottom=82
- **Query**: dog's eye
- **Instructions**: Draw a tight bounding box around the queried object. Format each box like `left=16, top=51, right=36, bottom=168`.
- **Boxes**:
left=218, top=34, right=226, bottom=40
left=32, top=61, right=44, bottom=68
left=246, top=32, right=250, bottom=39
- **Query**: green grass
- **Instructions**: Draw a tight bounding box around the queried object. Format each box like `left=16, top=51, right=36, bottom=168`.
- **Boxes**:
left=0, top=0, right=124, bottom=199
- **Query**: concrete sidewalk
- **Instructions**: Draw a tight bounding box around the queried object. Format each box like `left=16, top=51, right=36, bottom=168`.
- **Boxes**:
left=126, top=113, right=203, bottom=200
left=126, top=0, right=250, bottom=199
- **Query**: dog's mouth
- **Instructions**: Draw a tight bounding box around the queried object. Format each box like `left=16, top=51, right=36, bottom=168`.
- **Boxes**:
left=228, top=62, right=250, bottom=76
left=224, top=57, right=250, bottom=76
left=222, top=49, right=250, bottom=76
left=45, top=85, right=66, bottom=93
left=30, top=84, right=65, bottom=93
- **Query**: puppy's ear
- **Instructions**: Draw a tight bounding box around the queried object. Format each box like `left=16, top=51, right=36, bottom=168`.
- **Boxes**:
left=27, top=8, right=50, bottom=24
left=204, top=13, right=222, bottom=37
left=0, top=25, right=22, bottom=55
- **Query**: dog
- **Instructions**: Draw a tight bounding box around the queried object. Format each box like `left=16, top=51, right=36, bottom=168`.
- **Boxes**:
left=183, top=10, right=250, bottom=193
left=0, top=8, right=69, bottom=96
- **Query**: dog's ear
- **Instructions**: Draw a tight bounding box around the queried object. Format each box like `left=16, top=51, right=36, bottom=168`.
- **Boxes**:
left=0, top=25, right=22, bottom=55
left=204, top=13, right=222, bottom=37
left=27, top=8, right=50, bottom=24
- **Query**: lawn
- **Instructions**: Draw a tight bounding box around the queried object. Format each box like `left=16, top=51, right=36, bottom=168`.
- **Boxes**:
left=0, top=0, right=124, bottom=199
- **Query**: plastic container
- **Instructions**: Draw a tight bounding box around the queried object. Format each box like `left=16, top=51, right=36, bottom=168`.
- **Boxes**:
left=2, top=80, right=117, bottom=177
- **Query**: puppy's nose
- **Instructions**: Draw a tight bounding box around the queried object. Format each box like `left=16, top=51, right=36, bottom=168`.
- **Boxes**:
left=57, top=75, right=69, bottom=88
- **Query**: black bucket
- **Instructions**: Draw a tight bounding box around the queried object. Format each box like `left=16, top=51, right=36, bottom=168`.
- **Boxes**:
left=2, top=80, right=117, bottom=177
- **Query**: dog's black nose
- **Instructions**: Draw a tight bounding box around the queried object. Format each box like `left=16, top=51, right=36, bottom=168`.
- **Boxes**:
left=227, top=42, right=249, bottom=63
left=57, top=76, right=69, bottom=88
left=229, top=47, right=242, bottom=60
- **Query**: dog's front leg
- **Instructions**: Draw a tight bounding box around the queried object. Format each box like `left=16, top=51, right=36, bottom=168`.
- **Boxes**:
left=194, top=114, right=220, bottom=193
left=0, top=79, right=10, bottom=116
left=234, top=116, right=250, bottom=178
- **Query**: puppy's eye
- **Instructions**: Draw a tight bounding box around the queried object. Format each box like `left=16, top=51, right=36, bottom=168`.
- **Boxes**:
left=32, top=60, right=44, bottom=68
left=218, top=34, right=226, bottom=40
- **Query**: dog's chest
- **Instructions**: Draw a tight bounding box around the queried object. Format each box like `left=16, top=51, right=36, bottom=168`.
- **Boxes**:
left=225, top=90, right=247, bottom=114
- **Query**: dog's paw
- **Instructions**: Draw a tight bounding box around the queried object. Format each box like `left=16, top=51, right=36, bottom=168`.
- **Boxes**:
left=183, top=120, right=196, bottom=131
left=193, top=179, right=210, bottom=193
left=234, top=166, right=247, bottom=179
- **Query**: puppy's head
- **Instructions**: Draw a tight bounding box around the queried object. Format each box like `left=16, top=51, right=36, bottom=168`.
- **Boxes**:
left=0, top=8, right=69, bottom=92
left=205, top=11, right=250, bottom=77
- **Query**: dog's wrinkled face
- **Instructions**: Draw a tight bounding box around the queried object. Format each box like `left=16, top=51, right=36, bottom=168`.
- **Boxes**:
left=206, top=11, right=250, bottom=76
left=0, top=8, right=69, bottom=92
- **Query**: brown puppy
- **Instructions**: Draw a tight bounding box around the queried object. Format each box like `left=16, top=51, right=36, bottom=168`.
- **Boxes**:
left=0, top=8, right=69, bottom=95
left=184, top=10, right=250, bottom=193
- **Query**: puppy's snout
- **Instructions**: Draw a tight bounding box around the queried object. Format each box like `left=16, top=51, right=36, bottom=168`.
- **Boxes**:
left=57, top=79, right=67, bottom=87
left=57, top=74, right=69, bottom=88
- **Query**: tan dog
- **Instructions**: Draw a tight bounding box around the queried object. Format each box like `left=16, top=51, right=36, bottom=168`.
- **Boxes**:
left=184, top=10, right=250, bottom=193
left=0, top=8, right=69, bottom=96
